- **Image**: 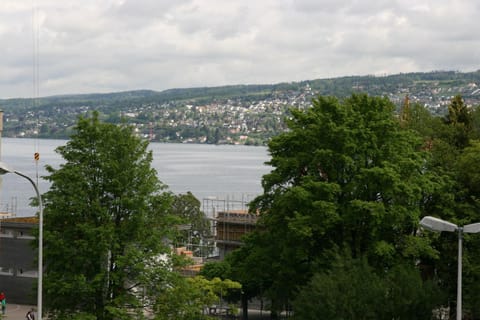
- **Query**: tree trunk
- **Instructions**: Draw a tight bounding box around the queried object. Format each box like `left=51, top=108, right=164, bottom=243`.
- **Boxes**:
left=241, top=294, right=248, bottom=319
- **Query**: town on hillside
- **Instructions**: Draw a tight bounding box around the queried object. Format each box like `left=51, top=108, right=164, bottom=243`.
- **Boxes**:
left=2, top=70, right=480, bottom=145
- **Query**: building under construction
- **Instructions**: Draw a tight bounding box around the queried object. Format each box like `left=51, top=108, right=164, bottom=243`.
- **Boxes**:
left=203, top=196, right=259, bottom=259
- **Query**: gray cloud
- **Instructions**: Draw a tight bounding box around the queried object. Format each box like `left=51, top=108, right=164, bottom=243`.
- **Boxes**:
left=0, top=0, right=479, bottom=98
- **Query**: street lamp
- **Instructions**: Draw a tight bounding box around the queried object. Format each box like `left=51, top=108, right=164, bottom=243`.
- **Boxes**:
left=0, top=161, right=43, bottom=320
left=420, top=216, right=480, bottom=320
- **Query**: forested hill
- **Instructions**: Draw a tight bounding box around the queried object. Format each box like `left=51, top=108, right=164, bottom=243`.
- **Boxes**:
left=2, top=70, right=480, bottom=144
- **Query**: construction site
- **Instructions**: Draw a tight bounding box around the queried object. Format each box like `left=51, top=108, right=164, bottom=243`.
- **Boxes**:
left=203, top=196, right=259, bottom=259
left=175, top=196, right=260, bottom=277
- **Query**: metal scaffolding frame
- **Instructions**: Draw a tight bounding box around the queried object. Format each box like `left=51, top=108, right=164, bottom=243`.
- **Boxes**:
left=202, top=195, right=258, bottom=259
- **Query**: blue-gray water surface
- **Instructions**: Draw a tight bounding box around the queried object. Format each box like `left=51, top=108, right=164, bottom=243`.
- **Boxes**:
left=0, top=138, right=271, bottom=217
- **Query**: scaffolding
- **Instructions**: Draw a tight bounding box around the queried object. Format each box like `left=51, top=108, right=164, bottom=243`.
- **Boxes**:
left=203, top=196, right=259, bottom=259
left=172, top=195, right=260, bottom=276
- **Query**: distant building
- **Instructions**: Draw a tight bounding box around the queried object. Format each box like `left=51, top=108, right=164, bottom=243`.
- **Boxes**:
left=0, top=217, right=37, bottom=304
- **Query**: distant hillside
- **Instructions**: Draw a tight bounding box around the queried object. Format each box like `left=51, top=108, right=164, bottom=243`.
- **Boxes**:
left=1, top=70, right=480, bottom=144
left=2, top=70, right=480, bottom=109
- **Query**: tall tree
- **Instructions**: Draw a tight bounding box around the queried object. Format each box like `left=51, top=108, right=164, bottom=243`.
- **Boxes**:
left=41, top=112, right=177, bottom=319
left=418, top=95, right=480, bottom=317
left=444, top=94, right=473, bottom=149
left=239, top=94, right=442, bottom=315
left=428, top=139, right=480, bottom=317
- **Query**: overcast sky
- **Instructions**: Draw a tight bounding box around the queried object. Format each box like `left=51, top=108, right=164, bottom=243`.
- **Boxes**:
left=1, top=0, right=479, bottom=98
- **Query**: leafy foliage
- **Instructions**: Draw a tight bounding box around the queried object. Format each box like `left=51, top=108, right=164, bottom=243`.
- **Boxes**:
left=152, top=276, right=241, bottom=320
left=41, top=112, right=177, bottom=319
left=293, top=253, right=443, bottom=320
left=230, top=94, right=446, bottom=315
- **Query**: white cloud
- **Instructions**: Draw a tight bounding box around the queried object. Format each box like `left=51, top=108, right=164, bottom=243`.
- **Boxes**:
left=0, top=0, right=479, bottom=98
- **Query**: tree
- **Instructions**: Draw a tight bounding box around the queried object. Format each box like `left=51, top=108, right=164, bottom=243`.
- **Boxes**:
left=170, top=192, right=213, bottom=256
left=444, top=94, right=473, bottom=149
left=436, top=140, right=480, bottom=317
left=240, top=94, right=443, bottom=315
left=152, top=275, right=241, bottom=320
left=41, top=112, right=178, bottom=319
left=227, top=231, right=276, bottom=318
left=293, top=253, right=443, bottom=320
left=199, top=260, right=231, bottom=280
left=417, top=96, right=480, bottom=317
left=214, top=128, right=222, bottom=144
left=398, top=99, right=441, bottom=146
left=360, top=95, right=480, bottom=318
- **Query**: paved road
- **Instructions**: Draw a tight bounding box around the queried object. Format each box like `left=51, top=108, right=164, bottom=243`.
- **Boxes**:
left=2, top=304, right=36, bottom=320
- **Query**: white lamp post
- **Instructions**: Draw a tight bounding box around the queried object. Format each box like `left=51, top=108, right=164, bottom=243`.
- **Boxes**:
left=420, top=216, right=480, bottom=320
left=0, top=162, right=43, bottom=320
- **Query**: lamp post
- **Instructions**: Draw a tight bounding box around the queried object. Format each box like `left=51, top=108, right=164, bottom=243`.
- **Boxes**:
left=0, top=162, right=43, bottom=320
left=420, top=216, right=480, bottom=320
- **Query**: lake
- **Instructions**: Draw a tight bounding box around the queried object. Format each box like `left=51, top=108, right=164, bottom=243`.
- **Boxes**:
left=0, top=138, right=271, bottom=217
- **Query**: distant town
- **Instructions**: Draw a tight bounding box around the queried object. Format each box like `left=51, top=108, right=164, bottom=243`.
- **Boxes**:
left=2, top=70, right=480, bottom=145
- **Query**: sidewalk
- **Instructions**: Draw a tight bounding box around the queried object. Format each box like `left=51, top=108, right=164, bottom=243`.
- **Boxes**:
left=3, top=304, right=35, bottom=320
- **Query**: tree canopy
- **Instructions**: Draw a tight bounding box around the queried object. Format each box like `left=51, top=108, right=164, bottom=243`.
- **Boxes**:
left=229, top=94, right=446, bottom=317
left=41, top=112, right=180, bottom=319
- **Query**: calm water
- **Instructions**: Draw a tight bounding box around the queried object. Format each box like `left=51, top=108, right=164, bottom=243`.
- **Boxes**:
left=0, top=138, right=271, bottom=217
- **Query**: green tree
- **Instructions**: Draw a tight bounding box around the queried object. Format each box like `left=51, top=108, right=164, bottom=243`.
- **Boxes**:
left=399, top=100, right=441, bottom=145
left=240, top=94, right=442, bottom=315
left=470, top=104, right=480, bottom=139
left=437, top=140, right=480, bottom=317
left=170, top=192, right=213, bottom=256
left=199, top=261, right=231, bottom=280
left=418, top=96, right=480, bottom=317
left=41, top=112, right=178, bottom=319
left=227, top=231, right=275, bottom=318
left=152, top=275, right=241, bottom=320
left=199, top=260, right=245, bottom=306
left=444, top=94, right=473, bottom=149
left=293, top=253, right=443, bottom=320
